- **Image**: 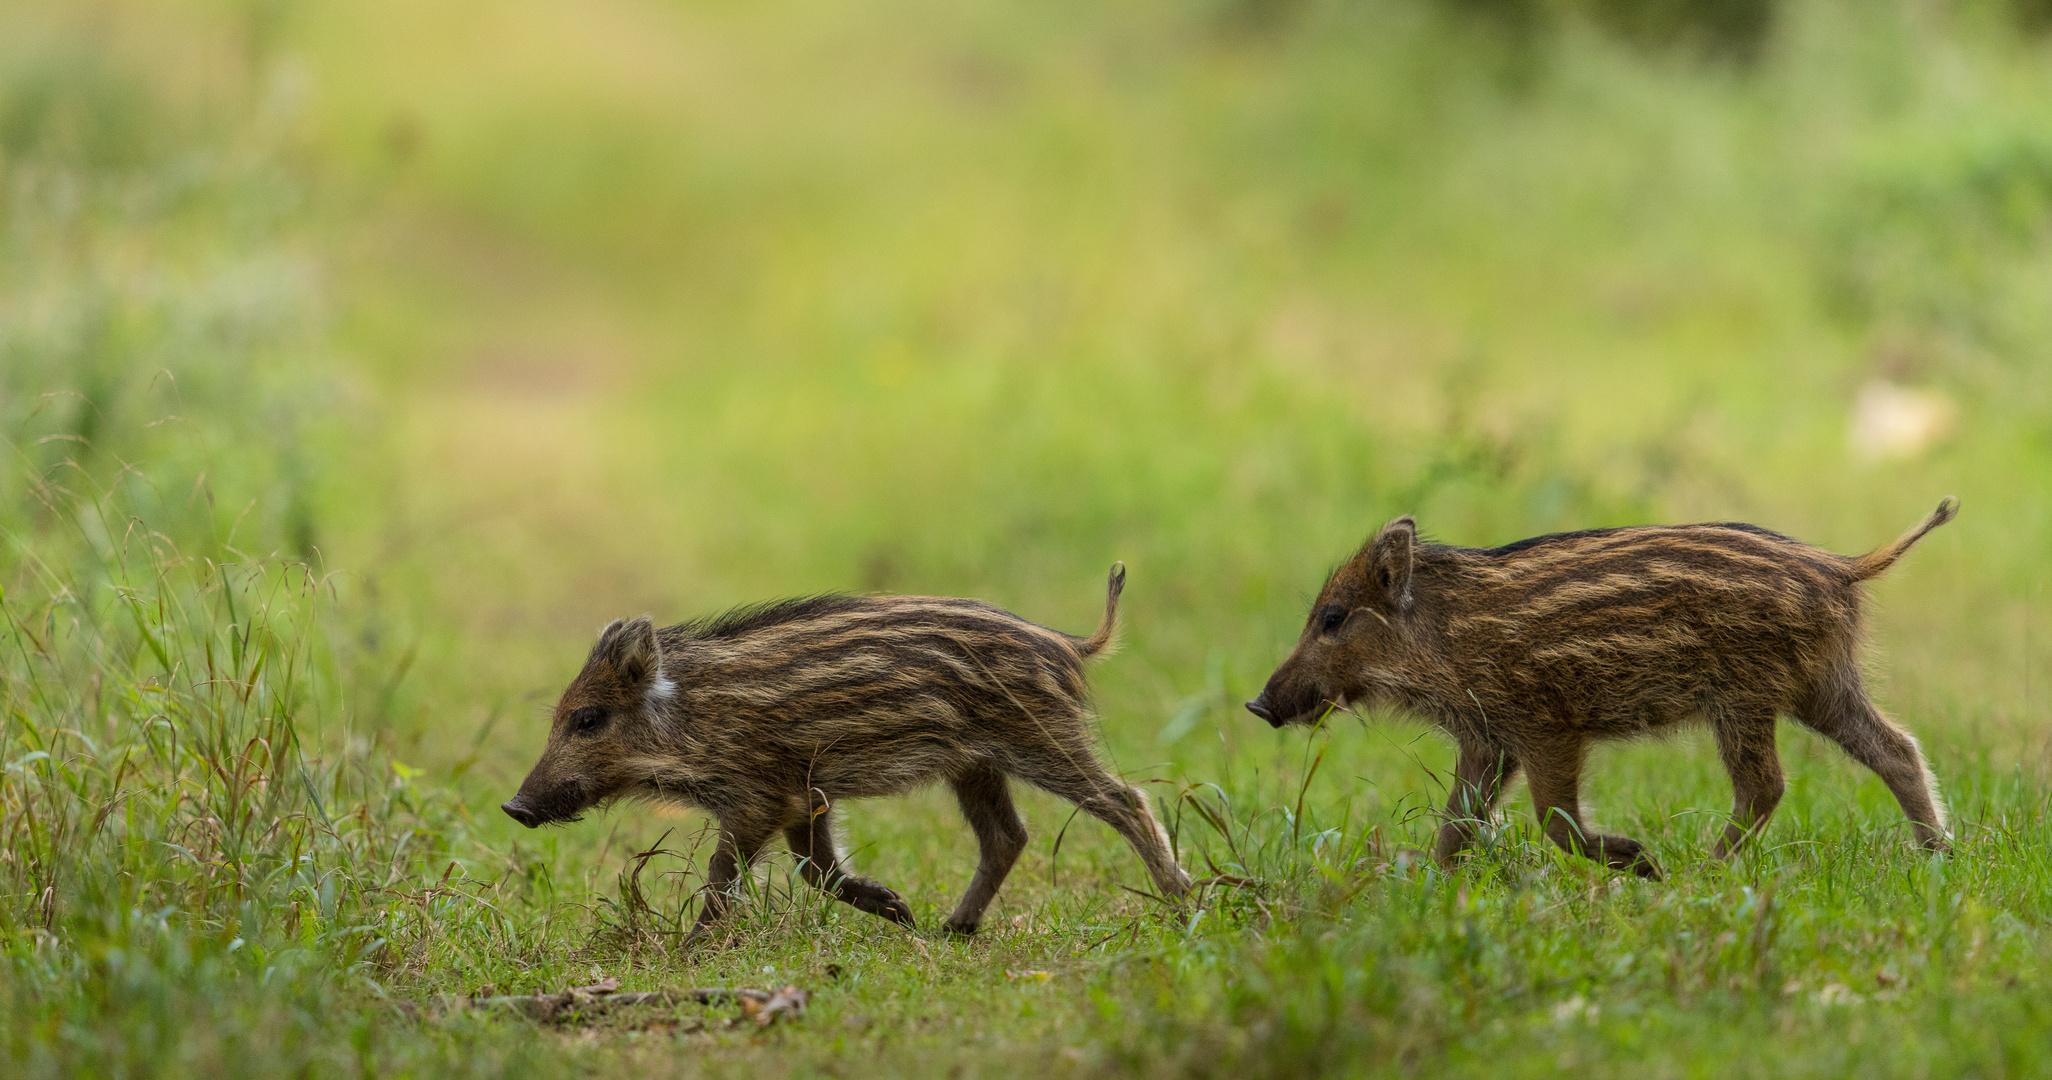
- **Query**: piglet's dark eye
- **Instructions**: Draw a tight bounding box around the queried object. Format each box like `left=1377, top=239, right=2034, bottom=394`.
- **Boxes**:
left=1318, top=605, right=1347, bottom=635
left=571, top=706, right=606, bottom=733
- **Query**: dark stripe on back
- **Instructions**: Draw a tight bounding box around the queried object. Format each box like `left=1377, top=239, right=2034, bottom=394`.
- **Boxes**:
left=662, top=595, right=1080, bottom=670
left=1461, top=521, right=1802, bottom=560
left=671, top=594, right=870, bottom=641
left=1470, top=527, right=1629, bottom=558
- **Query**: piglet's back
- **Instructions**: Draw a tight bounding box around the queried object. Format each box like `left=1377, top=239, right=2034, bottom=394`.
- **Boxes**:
left=662, top=595, right=1094, bottom=784
left=1422, top=523, right=1870, bottom=728
left=1437, top=523, right=1860, bottom=617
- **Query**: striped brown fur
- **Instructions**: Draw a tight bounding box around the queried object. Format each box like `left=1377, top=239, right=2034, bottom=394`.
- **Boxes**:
left=504, top=564, right=1190, bottom=939
left=1247, top=498, right=1960, bottom=878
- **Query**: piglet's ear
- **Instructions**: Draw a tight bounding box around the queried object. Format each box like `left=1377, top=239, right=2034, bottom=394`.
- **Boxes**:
left=1371, top=516, right=1417, bottom=612
left=596, top=616, right=663, bottom=692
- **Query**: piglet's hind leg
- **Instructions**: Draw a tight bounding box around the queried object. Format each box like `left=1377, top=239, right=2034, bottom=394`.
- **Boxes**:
left=942, top=764, right=1028, bottom=934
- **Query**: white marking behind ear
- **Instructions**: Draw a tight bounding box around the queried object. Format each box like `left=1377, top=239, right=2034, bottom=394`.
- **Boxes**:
left=646, top=674, right=677, bottom=703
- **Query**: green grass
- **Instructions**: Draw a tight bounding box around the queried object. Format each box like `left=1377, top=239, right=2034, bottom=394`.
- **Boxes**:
left=3, top=0, right=2051, bottom=1075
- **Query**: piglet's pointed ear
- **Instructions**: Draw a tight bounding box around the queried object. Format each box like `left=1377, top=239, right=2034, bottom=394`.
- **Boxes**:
left=1371, top=516, right=1417, bottom=612
left=596, top=616, right=663, bottom=691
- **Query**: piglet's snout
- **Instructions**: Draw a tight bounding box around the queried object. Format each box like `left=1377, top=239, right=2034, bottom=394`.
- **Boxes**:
left=501, top=798, right=540, bottom=829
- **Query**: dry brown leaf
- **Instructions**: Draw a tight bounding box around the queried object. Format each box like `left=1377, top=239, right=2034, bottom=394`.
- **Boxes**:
left=738, top=985, right=809, bottom=1027
left=568, top=976, right=620, bottom=1001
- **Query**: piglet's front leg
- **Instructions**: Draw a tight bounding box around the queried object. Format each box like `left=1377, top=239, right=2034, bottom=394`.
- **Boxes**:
left=685, top=815, right=777, bottom=943
left=785, top=810, right=916, bottom=927
left=1433, top=740, right=1520, bottom=868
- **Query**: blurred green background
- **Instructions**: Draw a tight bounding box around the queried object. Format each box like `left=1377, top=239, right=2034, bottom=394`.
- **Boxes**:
left=156, top=0, right=2045, bottom=783
left=3, top=0, right=2050, bottom=1075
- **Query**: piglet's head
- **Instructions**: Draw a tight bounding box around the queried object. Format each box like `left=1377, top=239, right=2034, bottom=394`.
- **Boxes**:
left=503, top=616, right=676, bottom=828
left=1246, top=515, right=1419, bottom=729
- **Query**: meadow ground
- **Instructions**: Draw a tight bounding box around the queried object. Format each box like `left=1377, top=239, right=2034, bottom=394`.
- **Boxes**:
left=3, top=0, right=2051, bottom=1075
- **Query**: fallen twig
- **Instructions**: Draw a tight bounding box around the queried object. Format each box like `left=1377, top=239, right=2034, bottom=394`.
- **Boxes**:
left=437, top=982, right=809, bottom=1027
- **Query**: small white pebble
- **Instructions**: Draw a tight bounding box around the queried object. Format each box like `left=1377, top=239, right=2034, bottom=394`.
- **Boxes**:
left=763, top=965, right=774, bottom=974
left=1850, top=380, right=1953, bottom=461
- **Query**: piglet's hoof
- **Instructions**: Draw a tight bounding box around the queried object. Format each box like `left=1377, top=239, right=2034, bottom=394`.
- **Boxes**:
left=1597, top=837, right=1661, bottom=881
left=855, top=890, right=915, bottom=928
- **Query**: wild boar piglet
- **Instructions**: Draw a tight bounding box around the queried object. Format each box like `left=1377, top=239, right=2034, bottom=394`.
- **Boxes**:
left=504, top=565, right=1190, bottom=938
left=1248, top=499, right=1959, bottom=879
